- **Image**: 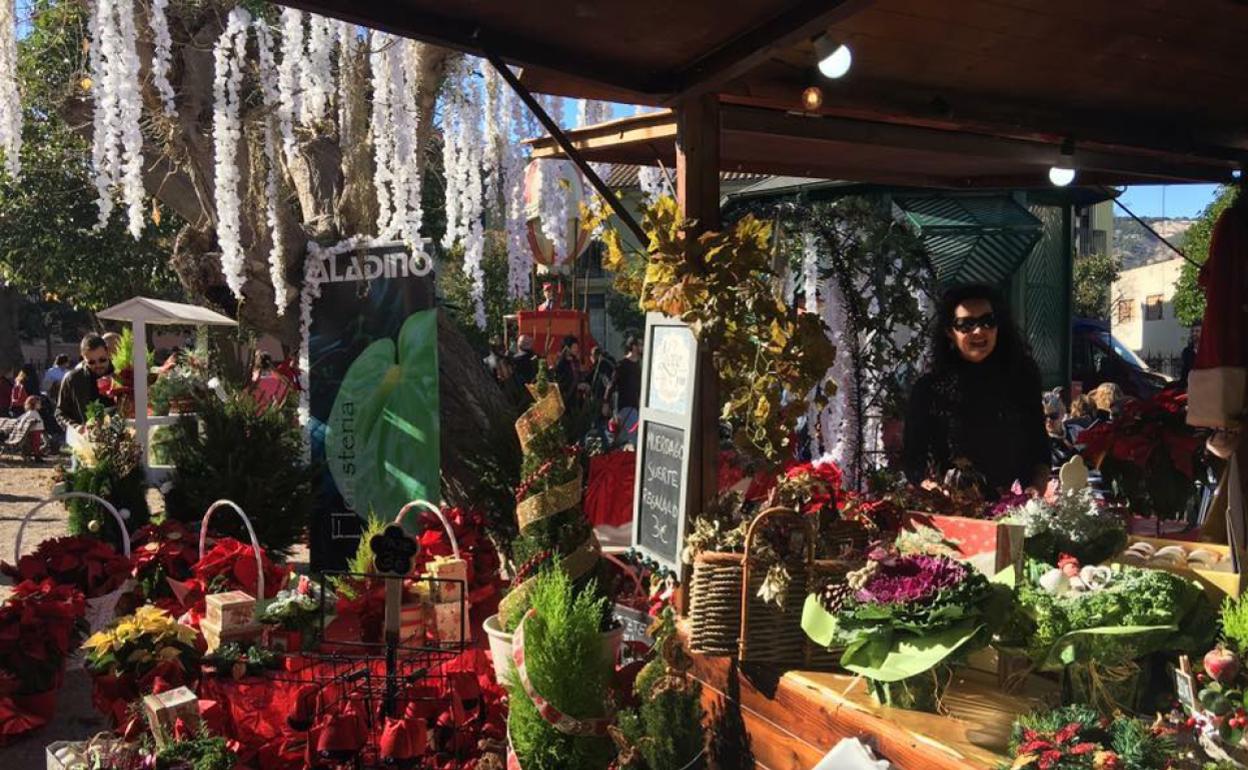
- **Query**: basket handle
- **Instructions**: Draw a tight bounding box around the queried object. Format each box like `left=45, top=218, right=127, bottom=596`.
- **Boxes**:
left=14, top=493, right=131, bottom=561
left=396, top=499, right=460, bottom=560
left=603, top=551, right=648, bottom=603
left=739, top=506, right=814, bottom=662
left=199, top=499, right=266, bottom=602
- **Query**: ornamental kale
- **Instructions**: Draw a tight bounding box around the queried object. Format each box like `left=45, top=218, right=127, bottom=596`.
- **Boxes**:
left=803, top=550, right=1013, bottom=685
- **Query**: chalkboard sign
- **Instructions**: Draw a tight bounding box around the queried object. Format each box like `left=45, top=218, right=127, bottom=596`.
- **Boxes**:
left=632, top=314, right=699, bottom=580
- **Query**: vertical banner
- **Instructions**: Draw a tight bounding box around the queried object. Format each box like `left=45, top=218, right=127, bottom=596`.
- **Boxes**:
left=305, top=240, right=440, bottom=570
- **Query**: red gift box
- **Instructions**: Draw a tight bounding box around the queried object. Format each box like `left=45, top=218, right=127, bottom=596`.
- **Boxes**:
left=901, top=512, right=1024, bottom=579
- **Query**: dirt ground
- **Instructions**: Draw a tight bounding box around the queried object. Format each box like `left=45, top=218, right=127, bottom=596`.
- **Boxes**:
left=0, top=459, right=108, bottom=765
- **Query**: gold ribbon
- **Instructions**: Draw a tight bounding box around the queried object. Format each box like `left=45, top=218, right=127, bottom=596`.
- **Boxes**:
left=500, top=534, right=601, bottom=621
left=515, top=387, right=564, bottom=450
left=516, top=470, right=583, bottom=530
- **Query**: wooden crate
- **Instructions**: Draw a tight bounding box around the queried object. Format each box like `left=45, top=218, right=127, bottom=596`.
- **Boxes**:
left=1111, top=535, right=1243, bottom=601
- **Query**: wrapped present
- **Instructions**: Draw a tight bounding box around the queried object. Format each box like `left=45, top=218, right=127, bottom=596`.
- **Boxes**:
left=205, top=590, right=256, bottom=629
left=427, top=557, right=468, bottom=604
left=400, top=604, right=426, bottom=643
left=142, top=686, right=200, bottom=748
left=430, top=601, right=466, bottom=645
left=200, top=616, right=263, bottom=653
left=404, top=578, right=432, bottom=605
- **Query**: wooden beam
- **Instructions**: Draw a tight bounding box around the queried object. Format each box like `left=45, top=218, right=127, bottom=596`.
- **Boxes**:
left=720, top=105, right=1235, bottom=183
left=526, top=111, right=677, bottom=158
left=662, top=0, right=873, bottom=103
left=676, top=95, right=723, bottom=230
left=487, top=53, right=649, bottom=247
left=272, top=0, right=657, bottom=99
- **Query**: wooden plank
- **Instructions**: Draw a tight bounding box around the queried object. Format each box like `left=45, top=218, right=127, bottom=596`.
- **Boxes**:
left=664, top=0, right=873, bottom=102
left=682, top=631, right=1057, bottom=770
left=526, top=112, right=677, bottom=158
left=675, top=94, right=722, bottom=230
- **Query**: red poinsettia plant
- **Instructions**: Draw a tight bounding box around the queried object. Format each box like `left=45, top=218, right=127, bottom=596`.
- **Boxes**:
left=128, top=520, right=199, bottom=601
left=194, top=537, right=288, bottom=600
left=0, top=579, right=87, bottom=694
left=1079, top=390, right=1205, bottom=520
left=1, top=535, right=130, bottom=599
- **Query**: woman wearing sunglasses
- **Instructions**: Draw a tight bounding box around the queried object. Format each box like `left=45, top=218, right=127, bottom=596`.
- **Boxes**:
left=902, top=284, right=1050, bottom=496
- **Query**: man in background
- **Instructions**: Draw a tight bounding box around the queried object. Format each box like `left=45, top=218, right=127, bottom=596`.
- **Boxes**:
left=41, top=354, right=72, bottom=399
left=511, top=334, right=538, bottom=384
left=56, top=335, right=114, bottom=433
left=608, top=335, right=643, bottom=446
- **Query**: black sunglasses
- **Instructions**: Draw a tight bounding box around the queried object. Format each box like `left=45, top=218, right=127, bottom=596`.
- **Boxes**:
left=950, top=313, right=998, bottom=333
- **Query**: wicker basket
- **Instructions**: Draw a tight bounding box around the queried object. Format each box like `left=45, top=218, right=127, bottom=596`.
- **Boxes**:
left=688, top=507, right=850, bottom=669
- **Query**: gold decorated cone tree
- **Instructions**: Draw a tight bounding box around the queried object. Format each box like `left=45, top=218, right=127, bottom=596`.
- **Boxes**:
left=500, top=364, right=610, bottom=632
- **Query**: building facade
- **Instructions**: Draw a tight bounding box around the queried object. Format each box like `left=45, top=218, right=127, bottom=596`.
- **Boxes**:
left=1111, top=257, right=1190, bottom=375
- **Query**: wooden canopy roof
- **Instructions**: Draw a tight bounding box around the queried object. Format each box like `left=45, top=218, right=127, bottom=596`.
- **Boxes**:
left=278, top=0, right=1248, bottom=186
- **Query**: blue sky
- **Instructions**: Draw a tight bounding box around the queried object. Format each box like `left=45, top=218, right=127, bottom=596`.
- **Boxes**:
left=1115, top=184, right=1221, bottom=219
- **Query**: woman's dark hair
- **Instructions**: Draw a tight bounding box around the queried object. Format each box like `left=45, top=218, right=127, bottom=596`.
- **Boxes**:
left=255, top=351, right=274, bottom=372
left=927, top=283, right=1039, bottom=386
left=17, top=364, right=39, bottom=394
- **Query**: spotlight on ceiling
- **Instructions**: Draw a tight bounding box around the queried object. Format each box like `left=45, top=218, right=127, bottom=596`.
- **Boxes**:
left=814, top=34, right=853, bottom=79
left=1049, top=139, right=1077, bottom=187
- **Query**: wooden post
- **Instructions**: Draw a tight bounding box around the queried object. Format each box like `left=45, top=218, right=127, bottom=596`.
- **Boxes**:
left=674, top=94, right=721, bottom=615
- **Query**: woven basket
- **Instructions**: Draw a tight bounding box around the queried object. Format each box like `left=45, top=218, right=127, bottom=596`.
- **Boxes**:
left=688, top=507, right=850, bottom=669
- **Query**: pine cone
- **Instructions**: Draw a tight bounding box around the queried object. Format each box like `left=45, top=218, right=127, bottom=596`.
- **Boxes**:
left=819, top=582, right=853, bottom=614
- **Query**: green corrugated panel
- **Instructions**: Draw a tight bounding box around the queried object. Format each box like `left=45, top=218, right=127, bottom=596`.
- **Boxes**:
left=895, top=196, right=1044, bottom=287
left=1018, top=205, right=1070, bottom=389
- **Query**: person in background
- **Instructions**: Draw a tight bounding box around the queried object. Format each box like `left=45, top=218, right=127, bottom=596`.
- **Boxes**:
left=0, top=368, right=11, bottom=415
left=102, top=332, right=122, bottom=358
left=537, top=282, right=560, bottom=311
left=588, top=346, right=615, bottom=404
left=554, top=335, right=586, bottom=408
left=0, top=395, right=47, bottom=461
left=511, top=334, right=538, bottom=384
left=902, top=284, right=1050, bottom=496
left=1043, top=389, right=1077, bottom=465
left=250, top=351, right=292, bottom=410
left=41, top=354, right=71, bottom=398
left=490, top=354, right=530, bottom=411
left=1179, top=324, right=1201, bottom=387
left=10, top=364, right=40, bottom=417
left=1090, top=382, right=1123, bottom=421
left=56, top=334, right=114, bottom=433
left=608, top=334, right=643, bottom=446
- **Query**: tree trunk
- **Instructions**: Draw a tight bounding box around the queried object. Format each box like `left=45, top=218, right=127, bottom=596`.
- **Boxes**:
left=0, top=285, right=22, bottom=373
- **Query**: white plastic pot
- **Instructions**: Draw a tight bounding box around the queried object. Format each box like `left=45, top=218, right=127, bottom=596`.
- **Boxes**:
left=483, top=613, right=624, bottom=685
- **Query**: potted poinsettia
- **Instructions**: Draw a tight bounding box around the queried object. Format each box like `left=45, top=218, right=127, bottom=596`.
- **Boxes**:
left=802, top=546, right=1013, bottom=711
left=0, top=580, right=87, bottom=745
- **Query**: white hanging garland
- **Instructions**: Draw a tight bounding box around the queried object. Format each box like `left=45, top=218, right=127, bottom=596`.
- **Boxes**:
left=500, top=70, right=531, bottom=300
left=368, top=33, right=424, bottom=259
left=211, top=6, right=251, bottom=299
left=89, top=0, right=146, bottom=238
left=148, top=0, right=176, bottom=116
left=301, top=13, right=336, bottom=126
left=441, top=56, right=486, bottom=327
left=0, top=0, right=22, bottom=178
left=255, top=19, right=288, bottom=315
left=276, top=7, right=303, bottom=165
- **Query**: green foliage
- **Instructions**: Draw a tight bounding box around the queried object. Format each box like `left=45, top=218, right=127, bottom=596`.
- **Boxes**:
left=593, top=196, right=838, bottom=462
left=440, top=231, right=524, bottom=350
left=1072, top=253, right=1121, bottom=320
left=348, top=515, right=388, bottom=576
left=1173, top=186, right=1240, bottom=327
left=506, top=569, right=614, bottom=770
left=1221, top=594, right=1248, bottom=655
left=62, top=414, right=151, bottom=544
left=162, top=391, right=316, bottom=558
left=1002, top=565, right=1215, bottom=670
left=156, top=730, right=237, bottom=770
left=1006, top=704, right=1176, bottom=770
left=617, top=610, right=707, bottom=770
left=0, top=0, right=183, bottom=311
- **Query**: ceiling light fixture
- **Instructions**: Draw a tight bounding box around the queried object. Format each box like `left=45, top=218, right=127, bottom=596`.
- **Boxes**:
left=813, top=34, right=852, bottom=79
left=801, top=86, right=824, bottom=111
left=1049, top=138, right=1077, bottom=187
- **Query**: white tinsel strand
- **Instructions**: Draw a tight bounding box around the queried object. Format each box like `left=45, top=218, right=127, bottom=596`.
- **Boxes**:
left=820, top=274, right=853, bottom=475
left=387, top=38, right=423, bottom=252
left=502, top=78, right=531, bottom=300
left=212, top=6, right=251, bottom=299
left=88, top=0, right=116, bottom=223
left=440, top=56, right=486, bottom=326
left=633, top=104, right=672, bottom=204
left=577, top=99, right=612, bottom=235
left=368, top=32, right=395, bottom=235
left=148, top=0, right=176, bottom=116
left=301, top=13, right=336, bottom=126
left=88, top=0, right=145, bottom=237
left=802, top=231, right=819, bottom=315
left=114, top=0, right=145, bottom=239
left=276, top=8, right=303, bottom=164
left=255, top=20, right=288, bottom=314
left=0, top=0, right=21, bottom=178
